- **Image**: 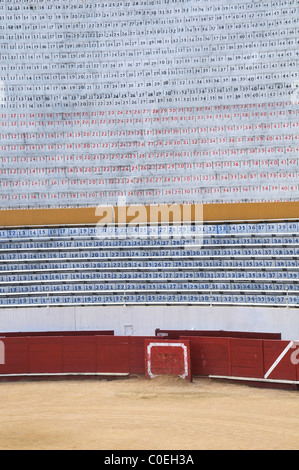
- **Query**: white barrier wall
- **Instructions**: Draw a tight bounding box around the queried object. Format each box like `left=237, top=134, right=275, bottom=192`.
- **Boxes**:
left=0, top=305, right=298, bottom=341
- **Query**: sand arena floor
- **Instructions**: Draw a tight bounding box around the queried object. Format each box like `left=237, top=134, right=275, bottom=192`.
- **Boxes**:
left=0, top=375, right=298, bottom=450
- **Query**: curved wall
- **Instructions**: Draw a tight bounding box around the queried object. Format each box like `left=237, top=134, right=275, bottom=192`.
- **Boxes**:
left=0, top=304, right=298, bottom=341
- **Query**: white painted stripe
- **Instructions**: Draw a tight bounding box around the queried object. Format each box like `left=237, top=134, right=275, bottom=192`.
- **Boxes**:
left=209, top=375, right=299, bottom=385
left=147, top=342, right=189, bottom=380
left=264, top=341, right=294, bottom=379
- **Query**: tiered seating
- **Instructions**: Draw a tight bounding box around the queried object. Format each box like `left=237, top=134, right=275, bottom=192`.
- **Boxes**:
left=0, top=221, right=297, bottom=307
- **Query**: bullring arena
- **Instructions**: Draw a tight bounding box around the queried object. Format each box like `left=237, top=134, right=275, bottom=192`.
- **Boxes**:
left=0, top=0, right=298, bottom=452
left=1, top=374, right=299, bottom=451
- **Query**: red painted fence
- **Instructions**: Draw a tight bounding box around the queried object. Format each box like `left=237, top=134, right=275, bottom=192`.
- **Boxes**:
left=0, top=330, right=114, bottom=337
left=145, top=339, right=191, bottom=381
left=180, top=336, right=299, bottom=383
left=155, top=329, right=281, bottom=340
left=0, top=333, right=298, bottom=388
left=0, top=335, right=156, bottom=377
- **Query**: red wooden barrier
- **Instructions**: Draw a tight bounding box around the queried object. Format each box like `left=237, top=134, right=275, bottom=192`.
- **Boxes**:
left=230, top=338, right=264, bottom=379
left=128, top=336, right=157, bottom=374
left=156, top=329, right=281, bottom=340
left=1, top=338, right=29, bottom=375
left=181, top=335, right=299, bottom=386
left=180, top=336, right=230, bottom=376
left=96, top=336, right=130, bottom=374
left=29, top=337, right=63, bottom=374
left=263, top=340, right=297, bottom=382
left=0, top=335, right=159, bottom=377
left=0, top=333, right=298, bottom=389
left=145, top=339, right=191, bottom=381
left=0, top=330, right=114, bottom=337
left=62, top=336, right=97, bottom=373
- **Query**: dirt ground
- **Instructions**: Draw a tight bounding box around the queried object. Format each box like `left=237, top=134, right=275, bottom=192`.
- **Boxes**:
left=0, top=375, right=298, bottom=450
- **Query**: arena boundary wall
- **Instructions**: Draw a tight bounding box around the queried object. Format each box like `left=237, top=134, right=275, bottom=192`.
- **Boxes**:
left=0, top=335, right=155, bottom=378
left=180, top=335, right=299, bottom=387
left=155, top=329, right=282, bottom=340
left=0, top=304, right=296, bottom=341
left=0, top=333, right=298, bottom=389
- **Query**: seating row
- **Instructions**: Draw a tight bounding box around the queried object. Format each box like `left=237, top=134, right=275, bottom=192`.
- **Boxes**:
left=0, top=221, right=298, bottom=240
left=0, top=293, right=298, bottom=306
left=0, top=257, right=298, bottom=273
left=0, top=246, right=298, bottom=262
left=1, top=281, right=297, bottom=294
left=0, top=269, right=297, bottom=282
left=0, top=235, right=298, bottom=251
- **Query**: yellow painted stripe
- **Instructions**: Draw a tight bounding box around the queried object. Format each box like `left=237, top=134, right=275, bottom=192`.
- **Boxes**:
left=0, top=201, right=297, bottom=227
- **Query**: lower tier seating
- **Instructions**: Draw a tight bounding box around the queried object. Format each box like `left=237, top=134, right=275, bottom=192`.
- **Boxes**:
left=0, top=221, right=297, bottom=307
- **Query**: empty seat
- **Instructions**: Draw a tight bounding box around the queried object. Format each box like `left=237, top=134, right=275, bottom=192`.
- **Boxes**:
left=0, top=221, right=297, bottom=308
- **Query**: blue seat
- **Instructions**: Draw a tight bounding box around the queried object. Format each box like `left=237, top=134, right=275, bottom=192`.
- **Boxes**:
left=92, top=295, right=104, bottom=303
left=189, top=294, right=200, bottom=302
left=198, top=295, right=210, bottom=302
left=0, top=221, right=297, bottom=307
left=277, top=223, right=288, bottom=233
left=287, top=222, right=298, bottom=233
left=256, top=224, right=267, bottom=234
left=289, top=296, right=299, bottom=305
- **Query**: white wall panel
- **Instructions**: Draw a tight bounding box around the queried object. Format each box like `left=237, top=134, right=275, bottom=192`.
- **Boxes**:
left=0, top=304, right=298, bottom=340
